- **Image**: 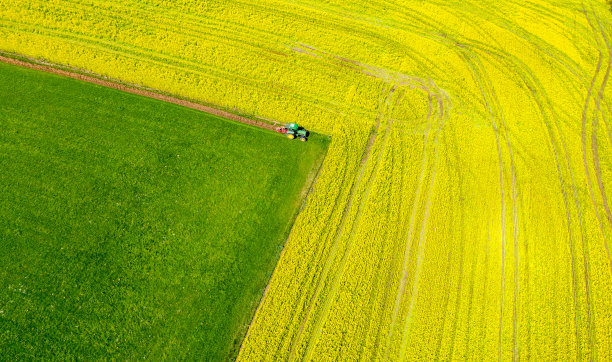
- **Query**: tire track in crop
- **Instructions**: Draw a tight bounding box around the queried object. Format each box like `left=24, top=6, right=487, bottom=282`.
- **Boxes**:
left=449, top=32, right=523, bottom=360
left=577, top=5, right=609, bottom=358
left=510, top=122, right=520, bottom=362
left=354, top=86, right=427, bottom=359
left=355, top=8, right=525, bottom=357
left=236, top=0, right=450, bottom=82
left=465, top=14, right=604, bottom=357
left=477, top=57, right=520, bottom=362
left=0, top=19, right=368, bottom=121
left=61, top=0, right=276, bottom=55
left=602, top=96, right=612, bottom=147
left=433, top=120, right=466, bottom=361
left=460, top=19, right=580, bottom=359
left=482, top=6, right=598, bottom=340
left=66, top=0, right=385, bottom=112
left=300, top=88, right=404, bottom=361
left=310, top=3, right=592, bottom=357
left=121, top=0, right=449, bottom=83
left=460, top=32, right=578, bottom=359
left=486, top=61, right=521, bottom=362
left=381, top=113, right=433, bottom=358
left=396, top=90, right=449, bottom=362
left=71, top=0, right=387, bottom=110
left=359, top=81, right=428, bottom=354
left=604, top=99, right=612, bottom=150
left=354, top=131, right=406, bottom=360
left=581, top=4, right=606, bottom=239
left=264, top=78, right=386, bottom=361
left=382, top=89, right=446, bottom=361
left=366, top=23, right=526, bottom=360
left=358, top=126, right=412, bottom=362
left=471, top=0, right=588, bottom=82
left=355, top=0, right=588, bottom=89
left=455, top=39, right=525, bottom=359
left=419, top=1, right=588, bottom=110
left=332, top=131, right=399, bottom=357
left=285, top=84, right=396, bottom=361
left=262, top=136, right=358, bottom=358
left=362, top=91, right=438, bottom=362
left=456, top=50, right=509, bottom=361
left=473, top=40, right=558, bottom=362
left=590, top=10, right=612, bottom=229
left=507, top=51, right=585, bottom=360
left=396, top=148, right=440, bottom=361
left=279, top=54, right=445, bottom=361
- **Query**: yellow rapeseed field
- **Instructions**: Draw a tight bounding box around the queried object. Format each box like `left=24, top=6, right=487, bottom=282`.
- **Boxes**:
left=1, top=0, right=611, bottom=359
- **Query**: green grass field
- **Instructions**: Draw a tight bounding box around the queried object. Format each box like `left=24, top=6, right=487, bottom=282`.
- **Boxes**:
left=0, top=61, right=328, bottom=360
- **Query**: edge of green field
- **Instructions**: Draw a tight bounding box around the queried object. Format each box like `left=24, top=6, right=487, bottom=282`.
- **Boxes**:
left=0, top=60, right=330, bottom=360
left=0, top=50, right=280, bottom=127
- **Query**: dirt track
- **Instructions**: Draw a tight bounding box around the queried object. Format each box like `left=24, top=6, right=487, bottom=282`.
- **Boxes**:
left=0, top=54, right=276, bottom=131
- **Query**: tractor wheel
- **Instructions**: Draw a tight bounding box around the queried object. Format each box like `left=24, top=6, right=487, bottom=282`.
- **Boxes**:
left=287, top=134, right=295, bottom=139
left=300, top=137, right=307, bottom=142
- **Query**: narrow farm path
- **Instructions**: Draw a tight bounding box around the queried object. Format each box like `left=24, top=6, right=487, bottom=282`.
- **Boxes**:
left=0, top=54, right=276, bottom=131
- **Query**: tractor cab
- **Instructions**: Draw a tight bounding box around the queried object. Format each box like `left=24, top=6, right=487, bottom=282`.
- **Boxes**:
left=285, top=123, right=300, bottom=139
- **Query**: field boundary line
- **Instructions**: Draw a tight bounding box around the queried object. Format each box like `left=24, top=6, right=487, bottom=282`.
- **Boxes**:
left=0, top=53, right=277, bottom=132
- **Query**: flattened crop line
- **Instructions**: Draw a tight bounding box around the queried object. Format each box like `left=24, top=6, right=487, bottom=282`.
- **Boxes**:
left=495, top=99, right=506, bottom=362
left=457, top=50, right=507, bottom=361
left=0, top=20, right=359, bottom=119
left=469, top=0, right=588, bottom=82
left=358, top=126, right=410, bottom=361
left=301, top=88, right=403, bottom=361
left=441, top=120, right=468, bottom=361
left=382, top=126, right=430, bottom=360
left=510, top=149, right=520, bottom=362
left=579, top=6, right=602, bottom=358
left=383, top=89, right=446, bottom=361
left=479, top=52, right=521, bottom=362
left=286, top=84, right=395, bottom=361
left=354, top=139, right=403, bottom=360
left=284, top=133, right=375, bottom=361
left=580, top=4, right=612, bottom=282
left=432, top=131, right=463, bottom=361
left=482, top=29, right=594, bottom=357
left=603, top=98, right=612, bottom=150
left=460, top=38, right=525, bottom=359
left=582, top=6, right=609, bottom=242
left=274, top=83, right=386, bottom=360
left=364, top=91, right=435, bottom=360
left=592, top=11, right=612, bottom=228
left=265, top=134, right=359, bottom=359
left=456, top=29, right=529, bottom=361
left=0, top=55, right=275, bottom=131
left=304, top=87, right=405, bottom=360
left=526, top=64, right=584, bottom=361
left=397, top=148, right=439, bottom=362
left=61, top=0, right=280, bottom=57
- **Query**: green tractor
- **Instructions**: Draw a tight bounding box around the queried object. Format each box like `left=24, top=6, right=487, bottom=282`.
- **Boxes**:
left=275, top=123, right=309, bottom=141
